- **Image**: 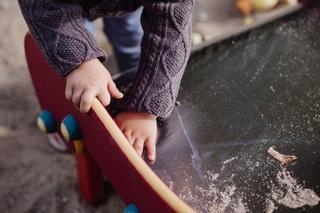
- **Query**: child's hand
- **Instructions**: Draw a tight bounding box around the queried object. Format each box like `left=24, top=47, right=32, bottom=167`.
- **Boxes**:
left=115, top=112, right=157, bottom=163
left=65, top=58, right=123, bottom=113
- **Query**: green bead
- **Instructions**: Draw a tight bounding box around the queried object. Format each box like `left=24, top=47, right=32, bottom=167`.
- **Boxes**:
left=124, top=204, right=139, bottom=213
left=61, top=114, right=82, bottom=141
left=37, top=110, right=57, bottom=133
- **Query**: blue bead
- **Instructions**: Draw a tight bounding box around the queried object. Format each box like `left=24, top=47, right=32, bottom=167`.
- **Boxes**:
left=37, top=110, right=57, bottom=133
left=124, top=204, right=139, bottom=213
left=61, top=114, right=82, bottom=141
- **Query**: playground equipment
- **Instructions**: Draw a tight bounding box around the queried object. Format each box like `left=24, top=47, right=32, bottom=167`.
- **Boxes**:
left=25, top=3, right=320, bottom=212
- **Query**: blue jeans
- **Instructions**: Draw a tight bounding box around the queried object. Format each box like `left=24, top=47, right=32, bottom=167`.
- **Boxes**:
left=83, top=8, right=143, bottom=74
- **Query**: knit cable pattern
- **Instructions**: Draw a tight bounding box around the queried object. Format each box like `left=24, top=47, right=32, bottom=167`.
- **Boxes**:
left=123, top=0, right=194, bottom=118
left=18, top=0, right=106, bottom=76
left=18, top=0, right=194, bottom=118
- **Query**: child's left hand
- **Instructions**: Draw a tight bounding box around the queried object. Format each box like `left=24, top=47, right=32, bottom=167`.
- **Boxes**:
left=115, top=112, right=157, bottom=163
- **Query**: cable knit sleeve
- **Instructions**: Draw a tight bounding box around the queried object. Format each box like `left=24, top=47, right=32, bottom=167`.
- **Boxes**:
left=18, top=0, right=106, bottom=76
left=123, top=0, right=194, bottom=118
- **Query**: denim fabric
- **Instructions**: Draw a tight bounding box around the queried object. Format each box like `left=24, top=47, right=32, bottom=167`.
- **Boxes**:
left=103, top=7, right=143, bottom=74
left=83, top=8, right=143, bottom=74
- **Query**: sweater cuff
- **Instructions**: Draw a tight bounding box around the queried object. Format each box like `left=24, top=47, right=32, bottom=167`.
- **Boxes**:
left=119, top=0, right=193, bottom=118
left=61, top=50, right=107, bottom=77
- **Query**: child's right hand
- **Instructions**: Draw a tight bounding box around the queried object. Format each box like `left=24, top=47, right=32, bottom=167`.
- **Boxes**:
left=65, top=58, right=124, bottom=113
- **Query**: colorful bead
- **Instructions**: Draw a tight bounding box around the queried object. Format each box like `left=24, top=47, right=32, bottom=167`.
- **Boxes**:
left=73, top=140, right=84, bottom=154
left=124, top=204, right=139, bottom=213
left=37, top=110, right=57, bottom=133
left=60, top=114, right=82, bottom=141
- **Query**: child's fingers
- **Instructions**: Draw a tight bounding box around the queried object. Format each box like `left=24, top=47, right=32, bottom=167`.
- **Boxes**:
left=133, top=138, right=145, bottom=156
left=80, top=89, right=96, bottom=113
left=108, top=81, right=124, bottom=99
left=72, top=89, right=84, bottom=109
left=65, top=84, right=73, bottom=100
left=123, top=130, right=134, bottom=145
left=97, top=90, right=111, bottom=106
left=145, top=138, right=156, bottom=163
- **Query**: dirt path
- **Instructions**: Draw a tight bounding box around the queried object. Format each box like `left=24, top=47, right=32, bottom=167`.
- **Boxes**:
left=0, top=2, right=124, bottom=212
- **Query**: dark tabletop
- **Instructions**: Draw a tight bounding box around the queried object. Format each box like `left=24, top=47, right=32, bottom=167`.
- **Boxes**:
left=145, top=5, right=320, bottom=213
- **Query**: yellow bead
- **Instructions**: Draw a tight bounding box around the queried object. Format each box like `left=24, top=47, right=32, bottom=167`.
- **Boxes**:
left=73, top=140, right=84, bottom=154
left=60, top=123, right=70, bottom=141
left=37, top=117, right=47, bottom=132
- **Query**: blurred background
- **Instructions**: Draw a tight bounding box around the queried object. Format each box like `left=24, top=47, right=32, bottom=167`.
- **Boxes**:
left=0, top=0, right=300, bottom=212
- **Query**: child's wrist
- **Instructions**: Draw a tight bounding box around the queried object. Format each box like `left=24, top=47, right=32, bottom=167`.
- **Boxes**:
left=78, top=58, right=100, bottom=68
left=121, top=111, right=157, bottom=119
left=137, top=112, right=157, bottom=119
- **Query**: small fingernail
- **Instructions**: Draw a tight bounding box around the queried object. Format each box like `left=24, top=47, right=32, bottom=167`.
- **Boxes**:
left=148, top=156, right=155, bottom=164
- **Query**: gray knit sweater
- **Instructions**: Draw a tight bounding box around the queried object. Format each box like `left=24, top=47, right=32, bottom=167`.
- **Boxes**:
left=18, top=0, right=193, bottom=118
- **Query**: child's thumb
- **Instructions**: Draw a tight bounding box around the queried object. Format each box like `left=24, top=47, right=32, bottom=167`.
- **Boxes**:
left=108, top=81, right=124, bottom=99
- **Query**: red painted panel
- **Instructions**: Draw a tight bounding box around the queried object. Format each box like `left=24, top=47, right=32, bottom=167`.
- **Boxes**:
left=76, top=150, right=104, bottom=205
left=24, top=33, right=175, bottom=212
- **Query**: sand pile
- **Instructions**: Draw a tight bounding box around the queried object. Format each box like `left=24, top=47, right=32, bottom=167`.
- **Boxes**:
left=265, top=168, right=320, bottom=212
left=178, top=158, right=248, bottom=213
left=175, top=155, right=319, bottom=213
